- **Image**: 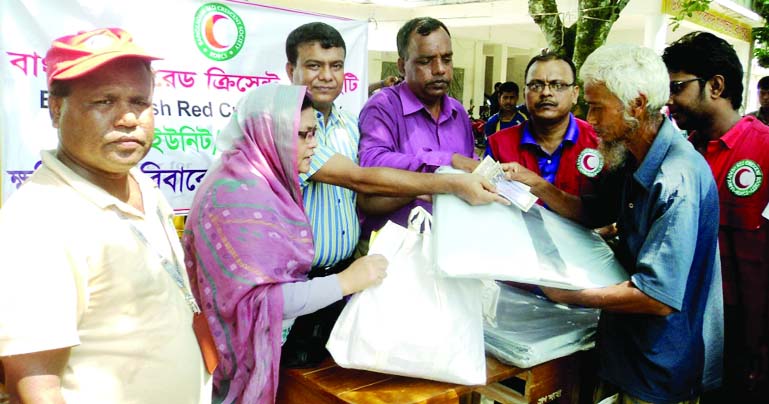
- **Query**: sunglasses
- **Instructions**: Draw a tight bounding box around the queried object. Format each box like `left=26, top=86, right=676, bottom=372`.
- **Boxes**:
left=669, top=78, right=705, bottom=95
left=298, top=128, right=316, bottom=140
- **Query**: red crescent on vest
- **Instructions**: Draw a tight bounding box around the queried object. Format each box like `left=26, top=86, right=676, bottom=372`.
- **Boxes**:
left=735, top=167, right=754, bottom=189
left=583, top=154, right=596, bottom=170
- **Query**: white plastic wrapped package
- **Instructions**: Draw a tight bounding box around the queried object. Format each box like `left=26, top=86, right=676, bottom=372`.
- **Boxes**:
left=327, top=207, right=487, bottom=385
left=484, top=283, right=600, bottom=368
left=432, top=191, right=629, bottom=290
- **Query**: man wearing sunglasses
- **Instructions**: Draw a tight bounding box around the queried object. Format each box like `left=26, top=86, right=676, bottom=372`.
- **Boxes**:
left=664, top=31, right=769, bottom=402
left=486, top=51, right=603, bottom=208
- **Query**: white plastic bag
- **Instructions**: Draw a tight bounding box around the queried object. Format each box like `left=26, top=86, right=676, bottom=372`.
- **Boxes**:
left=327, top=207, right=486, bottom=385
left=432, top=192, right=629, bottom=290
left=484, top=283, right=599, bottom=368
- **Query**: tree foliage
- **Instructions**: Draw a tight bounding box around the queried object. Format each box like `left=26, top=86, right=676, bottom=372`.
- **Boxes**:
left=669, top=0, right=712, bottom=31
left=752, top=0, right=769, bottom=67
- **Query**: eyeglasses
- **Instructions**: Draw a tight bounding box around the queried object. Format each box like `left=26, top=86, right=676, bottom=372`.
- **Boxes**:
left=669, top=78, right=705, bottom=95
left=525, top=80, right=575, bottom=93
left=298, top=128, right=316, bottom=140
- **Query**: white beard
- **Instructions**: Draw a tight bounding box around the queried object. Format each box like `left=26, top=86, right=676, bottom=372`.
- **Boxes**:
left=598, top=139, right=628, bottom=172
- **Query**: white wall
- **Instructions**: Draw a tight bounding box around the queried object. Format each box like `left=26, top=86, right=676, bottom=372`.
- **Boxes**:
left=368, top=36, right=487, bottom=109
left=456, top=36, right=487, bottom=108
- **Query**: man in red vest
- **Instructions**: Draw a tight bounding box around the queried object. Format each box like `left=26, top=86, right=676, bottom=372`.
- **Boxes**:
left=664, top=31, right=769, bottom=402
left=486, top=51, right=602, bottom=203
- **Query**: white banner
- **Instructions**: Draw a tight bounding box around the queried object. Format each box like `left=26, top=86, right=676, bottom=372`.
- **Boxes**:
left=0, top=0, right=368, bottom=213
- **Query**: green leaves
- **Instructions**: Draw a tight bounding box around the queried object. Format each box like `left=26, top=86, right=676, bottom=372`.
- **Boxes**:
left=670, top=0, right=712, bottom=31
left=754, top=0, right=769, bottom=67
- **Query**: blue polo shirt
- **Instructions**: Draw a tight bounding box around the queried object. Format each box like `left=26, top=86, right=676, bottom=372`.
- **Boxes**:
left=520, top=114, right=579, bottom=184
left=594, top=119, right=722, bottom=402
left=483, top=109, right=527, bottom=137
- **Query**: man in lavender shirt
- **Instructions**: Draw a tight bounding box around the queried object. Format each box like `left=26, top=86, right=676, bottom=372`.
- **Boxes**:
left=358, top=17, right=478, bottom=235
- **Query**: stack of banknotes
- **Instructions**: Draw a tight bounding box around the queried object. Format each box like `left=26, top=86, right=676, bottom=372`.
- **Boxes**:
left=473, top=156, right=538, bottom=212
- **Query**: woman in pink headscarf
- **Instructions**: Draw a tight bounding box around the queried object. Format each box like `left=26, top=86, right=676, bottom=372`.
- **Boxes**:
left=183, top=84, right=386, bottom=403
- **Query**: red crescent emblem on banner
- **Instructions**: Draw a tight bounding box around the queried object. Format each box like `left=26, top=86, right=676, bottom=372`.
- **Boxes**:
left=193, top=3, right=245, bottom=61
left=205, top=14, right=229, bottom=49
left=583, top=154, right=596, bottom=170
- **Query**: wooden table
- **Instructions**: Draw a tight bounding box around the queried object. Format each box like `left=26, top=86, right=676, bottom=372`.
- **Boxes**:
left=277, top=353, right=583, bottom=404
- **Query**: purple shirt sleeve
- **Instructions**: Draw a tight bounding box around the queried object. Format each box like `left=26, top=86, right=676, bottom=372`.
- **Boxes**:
left=281, top=274, right=343, bottom=319
left=358, top=85, right=474, bottom=173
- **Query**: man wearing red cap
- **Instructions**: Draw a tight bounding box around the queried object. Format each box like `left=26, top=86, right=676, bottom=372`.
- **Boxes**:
left=0, top=28, right=210, bottom=403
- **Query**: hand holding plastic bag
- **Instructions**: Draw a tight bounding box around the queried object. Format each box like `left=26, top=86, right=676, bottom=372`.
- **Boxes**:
left=327, top=207, right=487, bottom=385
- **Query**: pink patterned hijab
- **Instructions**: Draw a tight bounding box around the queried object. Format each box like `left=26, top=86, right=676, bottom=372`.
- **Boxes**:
left=183, top=84, right=314, bottom=403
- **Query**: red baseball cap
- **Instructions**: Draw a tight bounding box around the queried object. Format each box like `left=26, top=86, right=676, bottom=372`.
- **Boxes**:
left=44, top=27, right=161, bottom=85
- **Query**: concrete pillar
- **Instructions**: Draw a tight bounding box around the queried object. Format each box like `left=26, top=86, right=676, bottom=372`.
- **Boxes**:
left=643, top=14, right=669, bottom=54
left=367, top=51, right=383, bottom=83
left=469, top=40, right=486, bottom=116
left=492, top=44, right=509, bottom=85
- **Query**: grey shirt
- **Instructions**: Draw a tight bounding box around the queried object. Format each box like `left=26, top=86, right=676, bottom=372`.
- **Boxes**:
left=281, top=274, right=343, bottom=319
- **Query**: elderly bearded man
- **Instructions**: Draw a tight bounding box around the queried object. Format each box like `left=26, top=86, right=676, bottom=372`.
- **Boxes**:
left=509, top=44, right=723, bottom=404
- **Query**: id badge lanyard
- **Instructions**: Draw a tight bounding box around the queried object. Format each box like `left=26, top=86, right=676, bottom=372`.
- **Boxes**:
left=119, top=208, right=201, bottom=315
